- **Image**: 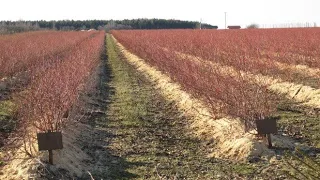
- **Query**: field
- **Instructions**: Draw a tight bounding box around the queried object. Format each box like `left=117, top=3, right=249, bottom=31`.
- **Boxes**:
left=0, top=29, right=320, bottom=179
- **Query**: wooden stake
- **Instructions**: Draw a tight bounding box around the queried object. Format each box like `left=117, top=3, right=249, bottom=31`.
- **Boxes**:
left=48, top=150, right=53, bottom=164
left=48, top=130, right=53, bottom=164
left=267, top=134, right=272, bottom=148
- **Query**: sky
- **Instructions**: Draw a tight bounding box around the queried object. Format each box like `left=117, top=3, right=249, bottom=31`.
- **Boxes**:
left=0, top=0, right=319, bottom=28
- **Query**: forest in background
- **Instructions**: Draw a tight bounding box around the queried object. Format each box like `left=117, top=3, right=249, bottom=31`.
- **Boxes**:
left=0, top=19, right=218, bottom=34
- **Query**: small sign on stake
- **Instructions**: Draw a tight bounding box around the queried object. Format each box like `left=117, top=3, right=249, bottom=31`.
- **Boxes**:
left=37, top=131, right=63, bottom=164
left=256, top=117, right=279, bottom=148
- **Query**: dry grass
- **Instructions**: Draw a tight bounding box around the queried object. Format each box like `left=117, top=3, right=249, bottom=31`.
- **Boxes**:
left=274, top=61, right=320, bottom=79
left=0, top=123, right=91, bottom=179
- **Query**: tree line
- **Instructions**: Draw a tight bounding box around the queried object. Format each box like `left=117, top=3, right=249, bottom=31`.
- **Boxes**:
left=0, top=19, right=218, bottom=33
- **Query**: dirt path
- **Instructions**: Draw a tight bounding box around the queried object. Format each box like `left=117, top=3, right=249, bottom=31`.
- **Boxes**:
left=78, top=34, right=226, bottom=179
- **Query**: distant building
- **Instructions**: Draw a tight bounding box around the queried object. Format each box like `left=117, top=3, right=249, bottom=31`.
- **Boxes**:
left=227, top=26, right=241, bottom=29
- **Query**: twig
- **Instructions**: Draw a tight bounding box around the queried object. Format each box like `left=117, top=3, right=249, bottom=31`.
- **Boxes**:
left=87, top=171, right=95, bottom=180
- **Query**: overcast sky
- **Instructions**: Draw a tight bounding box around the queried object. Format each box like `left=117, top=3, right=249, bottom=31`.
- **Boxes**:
left=1, top=0, right=319, bottom=28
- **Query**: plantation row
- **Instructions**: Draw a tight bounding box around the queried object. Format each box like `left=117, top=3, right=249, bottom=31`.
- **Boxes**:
left=0, top=31, right=105, bottom=152
left=0, top=31, right=99, bottom=79
left=118, top=29, right=320, bottom=68
left=112, top=30, right=276, bottom=131
left=21, top=32, right=105, bottom=133
left=112, top=29, right=320, bottom=88
left=112, top=29, right=320, bottom=131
